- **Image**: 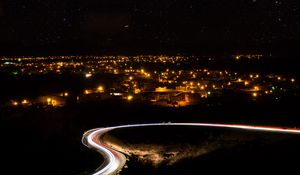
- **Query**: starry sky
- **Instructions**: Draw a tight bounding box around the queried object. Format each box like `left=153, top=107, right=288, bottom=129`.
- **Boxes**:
left=0, top=0, right=300, bottom=55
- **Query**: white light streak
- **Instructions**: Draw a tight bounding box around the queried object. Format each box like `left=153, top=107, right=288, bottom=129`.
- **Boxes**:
left=83, top=123, right=300, bottom=175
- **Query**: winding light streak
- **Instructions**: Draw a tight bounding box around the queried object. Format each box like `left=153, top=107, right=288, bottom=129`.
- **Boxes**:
left=83, top=123, right=300, bottom=175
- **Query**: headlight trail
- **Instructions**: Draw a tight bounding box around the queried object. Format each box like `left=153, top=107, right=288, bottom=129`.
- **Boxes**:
left=82, top=123, right=300, bottom=175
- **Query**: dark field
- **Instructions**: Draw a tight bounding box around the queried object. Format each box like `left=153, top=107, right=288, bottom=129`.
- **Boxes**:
left=104, top=125, right=300, bottom=174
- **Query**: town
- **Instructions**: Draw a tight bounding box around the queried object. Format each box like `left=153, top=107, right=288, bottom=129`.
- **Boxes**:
left=1, top=55, right=297, bottom=108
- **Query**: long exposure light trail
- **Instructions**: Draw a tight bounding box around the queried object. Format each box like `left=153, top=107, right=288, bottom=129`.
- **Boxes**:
left=83, top=123, right=300, bottom=175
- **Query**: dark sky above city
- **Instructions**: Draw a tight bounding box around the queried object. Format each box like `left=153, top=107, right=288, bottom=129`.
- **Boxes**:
left=0, top=0, right=300, bottom=55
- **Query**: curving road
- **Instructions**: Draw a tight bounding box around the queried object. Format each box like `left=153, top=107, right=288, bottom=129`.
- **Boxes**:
left=82, top=123, right=300, bottom=175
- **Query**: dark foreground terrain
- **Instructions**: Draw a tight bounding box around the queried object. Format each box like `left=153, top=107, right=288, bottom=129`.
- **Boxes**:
left=103, top=125, right=300, bottom=174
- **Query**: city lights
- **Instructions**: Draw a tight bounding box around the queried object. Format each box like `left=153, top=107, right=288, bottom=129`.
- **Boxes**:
left=85, top=73, right=92, bottom=78
left=52, top=99, right=57, bottom=106
left=291, top=78, right=295, bottom=83
left=127, top=95, right=133, bottom=101
left=252, top=92, right=258, bottom=97
left=134, top=89, right=141, bottom=94
left=97, top=86, right=104, bottom=92
left=22, top=99, right=29, bottom=105
left=265, top=91, right=269, bottom=94
left=85, top=89, right=92, bottom=95
left=1, top=55, right=297, bottom=108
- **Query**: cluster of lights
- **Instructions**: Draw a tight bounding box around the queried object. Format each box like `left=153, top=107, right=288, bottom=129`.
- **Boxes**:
left=46, top=98, right=58, bottom=106
left=234, top=54, right=263, bottom=60
left=2, top=56, right=298, bottom=107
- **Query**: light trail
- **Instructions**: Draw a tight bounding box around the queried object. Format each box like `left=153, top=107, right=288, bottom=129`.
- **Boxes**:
left=82, top=123, right=300, bottom=175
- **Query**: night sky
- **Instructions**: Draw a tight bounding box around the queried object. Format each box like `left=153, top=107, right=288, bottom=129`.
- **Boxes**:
left=0, top=0, right=300, bottom=55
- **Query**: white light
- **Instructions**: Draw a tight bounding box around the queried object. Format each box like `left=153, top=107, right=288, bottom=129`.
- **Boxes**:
left=291, top=78, right=295, bottom=83
left=85, top=73, right=92, bottom=78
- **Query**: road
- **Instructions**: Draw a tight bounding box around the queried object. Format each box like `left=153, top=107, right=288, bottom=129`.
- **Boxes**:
left=82, top=123, right=300, bottom=175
